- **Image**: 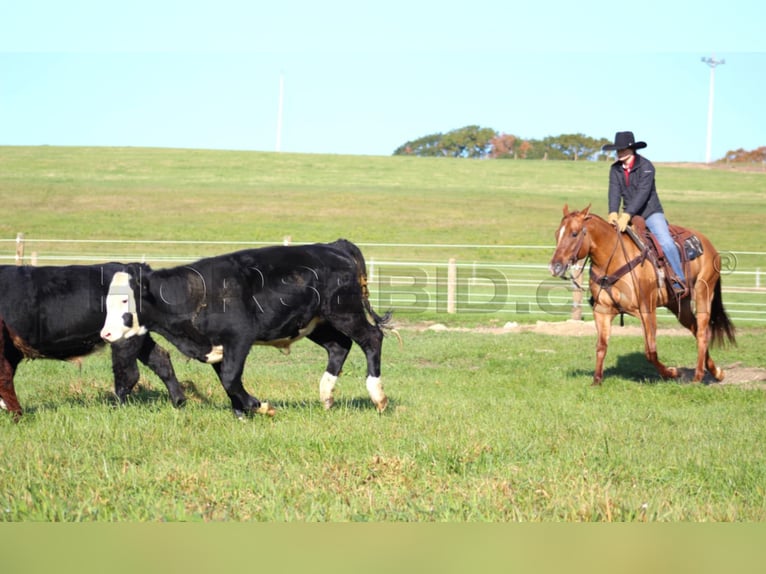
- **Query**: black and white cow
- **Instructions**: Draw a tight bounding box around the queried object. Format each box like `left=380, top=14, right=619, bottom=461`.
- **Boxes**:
left=0, top=263, right=187, bottom=420
left=100, top=239, right=393, bottom=417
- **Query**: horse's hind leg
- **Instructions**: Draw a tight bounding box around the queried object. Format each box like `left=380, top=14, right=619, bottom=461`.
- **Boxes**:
left=672, top=282, right=722, bottom=383
left=694, top=310, right=724, bottom=382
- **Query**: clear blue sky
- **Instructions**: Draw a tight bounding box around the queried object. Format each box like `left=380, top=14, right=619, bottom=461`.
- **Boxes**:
left=2, top=1, right=764, bottom=163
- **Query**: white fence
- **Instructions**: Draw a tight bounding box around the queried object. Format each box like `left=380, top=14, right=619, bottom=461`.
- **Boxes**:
left=4, top=235, right=766, bottom=324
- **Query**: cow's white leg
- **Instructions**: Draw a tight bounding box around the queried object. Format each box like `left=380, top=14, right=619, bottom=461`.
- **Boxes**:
left=366, top=376, right=387, bottom=412
left=0, top=398, right=7, bottom=411
left=319, top=371, right=338, bottom=410
left=205, top=345, right=224, bottom=364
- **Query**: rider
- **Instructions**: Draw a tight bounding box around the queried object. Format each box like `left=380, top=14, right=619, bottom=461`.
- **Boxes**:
left=602, top=131, right=686, bottom=295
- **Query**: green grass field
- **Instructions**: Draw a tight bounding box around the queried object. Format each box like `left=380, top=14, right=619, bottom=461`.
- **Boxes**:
left=1, top=146, right=766, bottom=522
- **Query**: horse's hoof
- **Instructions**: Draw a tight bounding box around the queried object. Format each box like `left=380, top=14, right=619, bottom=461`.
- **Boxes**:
left=714, top=367, right=725, bottom=381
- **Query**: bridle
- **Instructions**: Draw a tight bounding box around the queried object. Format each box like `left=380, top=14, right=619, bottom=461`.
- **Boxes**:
left=559, top=218, right=591, bottom=289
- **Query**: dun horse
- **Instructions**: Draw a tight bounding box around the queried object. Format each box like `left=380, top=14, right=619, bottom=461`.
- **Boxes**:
left=549, top=204, right=735, bottom=385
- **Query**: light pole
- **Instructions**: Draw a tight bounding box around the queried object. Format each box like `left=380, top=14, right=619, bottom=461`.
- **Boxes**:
left=276, top=73, right=284, bottom=152
left=701, top=55, right=724, bottom=164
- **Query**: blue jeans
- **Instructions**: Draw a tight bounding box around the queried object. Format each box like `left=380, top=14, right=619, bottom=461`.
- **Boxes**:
left=646, top=212, right=684, bottom=283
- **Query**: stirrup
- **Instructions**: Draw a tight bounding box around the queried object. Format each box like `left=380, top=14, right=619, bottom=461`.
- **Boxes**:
left=671, top=281, right=688, bottom=298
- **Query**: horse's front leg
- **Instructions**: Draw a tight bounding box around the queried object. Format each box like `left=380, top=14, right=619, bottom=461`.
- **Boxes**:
left=640, top=308, right=678, bottom=379
left=593, top=310, right=615, bottom=385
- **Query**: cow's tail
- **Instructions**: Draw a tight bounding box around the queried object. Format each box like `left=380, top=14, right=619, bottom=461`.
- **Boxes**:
left=710, top=277, right=736, bottom=347
left=331, top=239, right=399, bottom=340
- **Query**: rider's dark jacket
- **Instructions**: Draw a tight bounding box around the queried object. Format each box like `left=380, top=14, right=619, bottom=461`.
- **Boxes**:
left=607, top=153, right=664, bottom=219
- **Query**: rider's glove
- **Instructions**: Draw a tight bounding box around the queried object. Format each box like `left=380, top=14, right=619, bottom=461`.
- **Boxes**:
left=617, top=212, right=631, bottom=232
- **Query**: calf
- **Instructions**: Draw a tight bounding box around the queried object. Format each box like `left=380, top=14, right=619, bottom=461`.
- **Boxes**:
left=0, top=263, right=187, bottom=419
left=100, top=239, right=393, bottom=417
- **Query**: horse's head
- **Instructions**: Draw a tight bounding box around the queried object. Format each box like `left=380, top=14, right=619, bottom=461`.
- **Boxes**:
left=549, top=204, right=591, bottom=278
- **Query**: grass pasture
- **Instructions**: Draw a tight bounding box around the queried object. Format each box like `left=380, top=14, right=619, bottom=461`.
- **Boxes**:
left=1, top=146, right=766, bottom=522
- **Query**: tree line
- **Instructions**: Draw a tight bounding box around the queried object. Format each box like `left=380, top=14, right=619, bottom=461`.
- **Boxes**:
left=393, top=125, right=612, bottom=161
left=722, top=146, right=766, bottom=164
left=394, top=125, right=764, bottom=163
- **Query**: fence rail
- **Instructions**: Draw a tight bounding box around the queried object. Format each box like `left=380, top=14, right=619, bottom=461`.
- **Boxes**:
left=4, top=235, right=765, bottom=324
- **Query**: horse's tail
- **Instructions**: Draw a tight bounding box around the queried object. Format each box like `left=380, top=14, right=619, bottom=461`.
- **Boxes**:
left=710, top=277, right=736, bottom=347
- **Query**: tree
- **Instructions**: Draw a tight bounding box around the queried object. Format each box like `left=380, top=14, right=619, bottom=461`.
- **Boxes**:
left=393, top=132, right=445, bottom=157
left=394, top=125, right=497, bottom=158
left=441, top=125, right=497, bottom=158
left=489, top=133, right=517, bottom=158
left=543, top=133, right=609, bottom=161
left=394, top=128, right=612, bottom=161
left=721, top=146, right=766, bottom=163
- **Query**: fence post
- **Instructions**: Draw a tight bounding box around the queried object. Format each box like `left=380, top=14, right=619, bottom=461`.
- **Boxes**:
left=447, top=258, right=457, bottom=314
left=15, top=233, right=24, bottom=265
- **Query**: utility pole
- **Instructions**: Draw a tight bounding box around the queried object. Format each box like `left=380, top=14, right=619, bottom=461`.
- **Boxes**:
left=275, top=73, right=284, bottom=152
left=701, top=55, right=724, bottom=164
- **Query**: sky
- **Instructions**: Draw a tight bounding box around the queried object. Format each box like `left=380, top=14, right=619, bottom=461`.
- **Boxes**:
left=2, top=1, right=765, bottom=163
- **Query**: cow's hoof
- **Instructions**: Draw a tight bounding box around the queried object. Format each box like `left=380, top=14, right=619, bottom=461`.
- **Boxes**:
left=375, top=397, right=388, bottom=413
left=256, top=402, right=276, bottom=417
left=323, top=398, right=334, bottom=410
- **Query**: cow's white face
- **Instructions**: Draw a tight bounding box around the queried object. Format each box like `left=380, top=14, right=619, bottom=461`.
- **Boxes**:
left=100, top=272, right=147, bottom=342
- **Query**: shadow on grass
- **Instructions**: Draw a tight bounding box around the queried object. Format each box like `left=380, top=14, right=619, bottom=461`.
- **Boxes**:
left=10, top=383, right=394, bottom=421
left=571, top=352, right=725, bottom=385
left=266, top=395, right=395, bottom=414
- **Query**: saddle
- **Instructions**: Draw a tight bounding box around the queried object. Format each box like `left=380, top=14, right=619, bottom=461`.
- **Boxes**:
left=627, top=215, right=704, bottom=296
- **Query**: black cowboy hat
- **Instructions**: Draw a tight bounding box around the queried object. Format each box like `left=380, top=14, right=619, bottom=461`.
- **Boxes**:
left=602, top=131, right=647, bottom=151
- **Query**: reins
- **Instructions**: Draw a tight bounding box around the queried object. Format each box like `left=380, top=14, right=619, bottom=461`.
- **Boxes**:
left=586, top=221, right=649, bottom=325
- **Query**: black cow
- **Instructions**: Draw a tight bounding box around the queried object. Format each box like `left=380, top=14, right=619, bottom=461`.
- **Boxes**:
left=100, top=239, right=393, bottom=417
left=0, top=263, right=187, bottom=420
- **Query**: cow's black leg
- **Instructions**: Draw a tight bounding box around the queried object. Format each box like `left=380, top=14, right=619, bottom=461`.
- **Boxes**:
left=332, top=319, right=387, bottom=412
left=136, top=335, right=187, bottom=407
left=308, top=324, right=352, bottom=409
left=359, top=327, right=386, bottom=412
left=109, top=339, right=142, bottom=405
left=211, top=343, right=272, bottom=417
left=110, top=335, right=186, bottom=407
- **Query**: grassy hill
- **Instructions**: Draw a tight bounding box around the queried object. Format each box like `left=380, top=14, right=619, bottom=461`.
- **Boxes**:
left=2, top=146, right=764, bottom=257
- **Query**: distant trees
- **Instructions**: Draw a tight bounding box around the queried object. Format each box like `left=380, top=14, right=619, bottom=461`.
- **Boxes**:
left=721, top=146, right=766, bottom=163
left=394, top=127, right=611, bottom=161
left=393, top=125, right=496, bottom=158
